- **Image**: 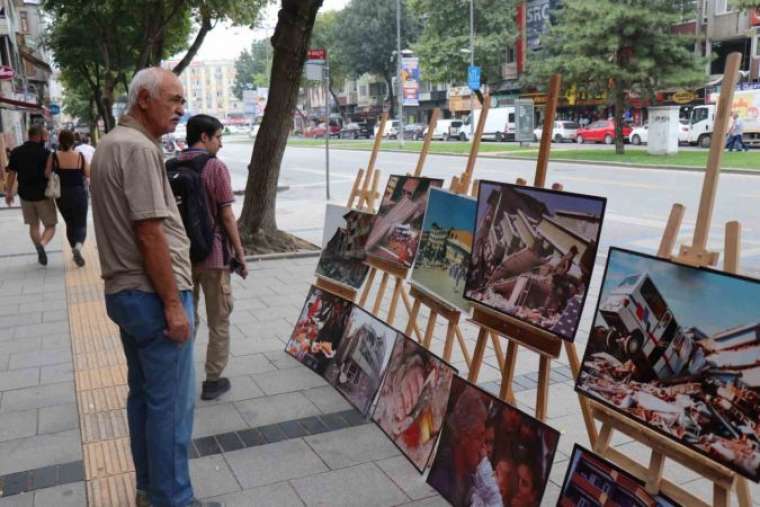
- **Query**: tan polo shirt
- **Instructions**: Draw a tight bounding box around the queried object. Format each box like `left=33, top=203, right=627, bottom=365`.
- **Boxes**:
left=90, top=115, right=192, bottom=295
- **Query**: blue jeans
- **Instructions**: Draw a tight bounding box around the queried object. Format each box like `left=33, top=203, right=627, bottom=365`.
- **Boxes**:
left=105, top=290, right=195, bottom=507
left=726, top=134, right=748, bottom=151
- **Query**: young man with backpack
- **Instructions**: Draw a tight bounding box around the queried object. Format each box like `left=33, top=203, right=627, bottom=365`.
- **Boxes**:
left=168, top=114, right=248, bottom=401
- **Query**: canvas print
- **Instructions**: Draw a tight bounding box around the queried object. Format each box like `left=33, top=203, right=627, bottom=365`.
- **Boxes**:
left=316, top=204, right=373, bottom=289
left=411, top=188, right=476, bottom=311
left=558, top=445, right=678, bottom=507
left=427, top=376, right=560, bottom=506
left=465, top=181, right=606, bottom=341
left=365, top=175, right=444, bottom=268
left=577, top=247, right=760, bottom=482
left=372, top=336, right=457, bottom=471
left=324, top=306, right=401, bottom=416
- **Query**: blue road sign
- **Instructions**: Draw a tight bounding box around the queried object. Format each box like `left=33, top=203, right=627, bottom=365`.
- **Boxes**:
left=49, top=104, right=61, bottom=115
left=468, top=65, right=481, bottom=92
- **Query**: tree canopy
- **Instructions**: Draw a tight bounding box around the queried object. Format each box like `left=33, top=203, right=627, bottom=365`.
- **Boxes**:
left=233, top=39, right=272, bottom=99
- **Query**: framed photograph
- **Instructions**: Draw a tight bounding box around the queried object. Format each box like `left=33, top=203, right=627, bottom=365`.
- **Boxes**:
left=558, top=444, right=677, bottom=506
left=316, top=204, right=374, bottom=289
left=324, top=305, right=401, bottom=416
left=427, top=376, right=560, bottom=506
left=365, top=175, right=445, bottom=268
left=372, top=336, right=458, bottom=472
left=576, top=247, right=760, bottom=482
left=285, top=286, right=353, bottom=376
left=465, top=181, right=606, bottom=341
left=411, top=188, right=476, bottom=312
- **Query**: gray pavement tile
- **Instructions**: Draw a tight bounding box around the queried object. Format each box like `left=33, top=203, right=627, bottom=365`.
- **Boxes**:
left=193, top=436, right=221, bottom=458
left=41, top=311, right=67, bottom=324
left=12, top=323, right=66, bottom=340
left=231, top=297, right=268, bottom=312
left=0, top=470, right=29, bottom=497
left=0, top=410, right=37, bottom=442
left=318, top=413, right=350, bottom=432
left=224, top=439, right=328, bottom=489
left=0, top=430, right=81, bottom=475
left=237, top=319, right=291, bottom=340
left=290, top=462, right=408, bottom=507
left=33, top=482, right=86, bottom=507
left=279, top=420, right=308, bottom=439
left=0, top=492, right=33, bottom=507
left=189, top=455, right=241, bottom=499
left=396, top=496, right=448, bottom=506
left=57, top=462, right=84, bottom=484
left=29, top=465, right=58, bottom=491
left=8, top=349, right=70, bottom=370
left=221, top=354, right=277, bottom=377
left=376, top=456, right=437, bottom=500
left=37, top=404, right=79, bottom=435
left=0, top=339, right=42, bottom=357
left=0, top=382, right=75, bottom=412
left=0, top=354, right=9, bottom=371
left=258, top=424, right=287, bottom=444
left=234, top=392, right=321, bottom=428
left=208, top=482, right=304, bottom=507
left=0, top=313, right=42, bottom=330
left=194, top=374, right=265, bottom=405
left=251, top=368, right=326, bottom=396
left=236, top=428, right=266, bottom=448
left=303, top=424, right=399, bottom=470
left=294, top=416, right=328, bottom=436
left=0, top=304, right=21, bottom=318
left=0, top=368, right=39, bottom=391
left=39, top=336, right=69, bottom=351
left=38, top=364, right=73, bottom=386
left=230, top=336, right=288, bottom=356
left=262, top=351, right=301, bottom=370
left=215, top=432, right=245, bottom=453
left=192, top=403, right=247, bottom=438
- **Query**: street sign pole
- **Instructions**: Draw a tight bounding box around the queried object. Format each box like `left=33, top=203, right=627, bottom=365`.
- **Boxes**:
left=324, top=59, right=331, bottom=200
left=396, top=0, right=404, bottom=148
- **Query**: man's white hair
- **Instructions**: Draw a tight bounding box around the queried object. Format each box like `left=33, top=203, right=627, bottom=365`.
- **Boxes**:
left=127, top=67, right=169, bottom=110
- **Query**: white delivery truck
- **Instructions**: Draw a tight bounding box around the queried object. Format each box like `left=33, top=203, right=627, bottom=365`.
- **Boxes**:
left=461, top=106, right=516, bottom=142
left=687, top=88, right=760, bottom=148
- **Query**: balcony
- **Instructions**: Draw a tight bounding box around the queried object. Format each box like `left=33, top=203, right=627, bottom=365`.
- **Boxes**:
left=0, top=15, right=11, bottom=36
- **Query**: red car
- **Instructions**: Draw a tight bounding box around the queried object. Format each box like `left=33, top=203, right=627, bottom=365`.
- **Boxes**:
left=576, top=120, right=632, bottom=144
left=304, top=120, right=341, bottom=138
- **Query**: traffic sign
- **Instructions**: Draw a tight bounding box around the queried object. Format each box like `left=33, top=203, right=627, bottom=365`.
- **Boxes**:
left=49, top=104, right=61, bottom=115
left=468, top=65, right=481, bottom=92
left=307, top=48, right=326, bottom=61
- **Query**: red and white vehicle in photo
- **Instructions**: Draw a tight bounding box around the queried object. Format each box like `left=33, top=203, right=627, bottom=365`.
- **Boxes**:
left=576, top=119, right=632, bottom=145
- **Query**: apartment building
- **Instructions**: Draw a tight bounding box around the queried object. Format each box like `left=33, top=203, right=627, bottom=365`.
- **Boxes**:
left=163, top=59, right=244, bottom=119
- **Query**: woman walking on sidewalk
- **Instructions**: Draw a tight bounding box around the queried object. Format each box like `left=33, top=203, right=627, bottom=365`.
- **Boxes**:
left=45, top=129, right=90, bottom=266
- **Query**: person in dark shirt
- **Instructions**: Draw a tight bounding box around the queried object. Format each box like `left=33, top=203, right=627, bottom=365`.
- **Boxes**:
left=4, top=126, right=57, bottom=265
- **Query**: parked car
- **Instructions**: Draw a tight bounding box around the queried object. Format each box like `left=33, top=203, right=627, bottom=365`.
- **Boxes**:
left=341, top=122, right=372, bottom=139
left=249, top=123, right=261, bottom=138
left=628, top=125, right=648, bottom=145
left=533, top=120, right=580, bottom=143
left=304, top=120, right=341, bottom=138
left=576, top=119, right=632, bottom=144
left=404, top=123, right=426, bottom=140
left=424, top=119, right=464, bottom=141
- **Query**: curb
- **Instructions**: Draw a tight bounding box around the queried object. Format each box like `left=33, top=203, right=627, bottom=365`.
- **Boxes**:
left=245, top=249, right=321, bottom=262
left=233, top=185, right=290, bottom=196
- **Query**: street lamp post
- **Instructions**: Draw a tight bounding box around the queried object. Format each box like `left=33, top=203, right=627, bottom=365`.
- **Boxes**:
left=469, top=0, right=475, bottom=138
left=396, top=0, right=404, bottom=147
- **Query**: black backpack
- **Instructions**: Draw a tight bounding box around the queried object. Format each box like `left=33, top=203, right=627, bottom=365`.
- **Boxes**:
left=166, top=154, right=215, bottom=263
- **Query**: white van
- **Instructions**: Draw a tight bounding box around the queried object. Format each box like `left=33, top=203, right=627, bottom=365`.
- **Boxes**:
left=463, top=106, right=516, bottom=142
left=424, top=119, right=465, bottom=141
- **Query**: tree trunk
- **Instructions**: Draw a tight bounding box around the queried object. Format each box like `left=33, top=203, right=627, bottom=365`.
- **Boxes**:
left=239, top=0, right=324, bottom=246
left=172, top=9, right=213, bottom=75
left=613, top=81, right=626, bottom=155
left=384, top=72, right=395, bottom=117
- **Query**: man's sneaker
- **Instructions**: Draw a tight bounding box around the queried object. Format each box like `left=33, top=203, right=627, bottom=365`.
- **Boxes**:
left=35, top=244, right=47, bottom=266
left=189, top=498, right=224, bottom=507
left=201, top=378, right=231, bottom=400
left=136, top=490, right=150, bottom=507
left=72, top=247, right=85, bottom=267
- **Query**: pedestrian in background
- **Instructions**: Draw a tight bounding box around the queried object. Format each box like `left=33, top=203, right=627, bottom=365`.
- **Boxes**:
left=725, top=112, right=749, bottom=152
left=75, top=134, right=95, bottom=165
left=45, top=129, right=90, bottom=267
left=180, top=114, right=248, bottom=401
left=90, top=67, right=220, bottom=507
left=4, top=125, right=57, bottom=265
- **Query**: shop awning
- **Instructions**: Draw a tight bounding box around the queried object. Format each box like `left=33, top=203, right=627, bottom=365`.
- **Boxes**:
left=0, top=95, right=45, bottom=113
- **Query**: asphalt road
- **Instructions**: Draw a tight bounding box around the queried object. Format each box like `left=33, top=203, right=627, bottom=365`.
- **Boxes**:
left=222, top=139, right=760, bottom=277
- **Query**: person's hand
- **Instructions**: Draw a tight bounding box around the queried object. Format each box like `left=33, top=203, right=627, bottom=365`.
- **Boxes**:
left=4, top=192, right=13, bottom=206
left=237, top=258, right=249, bottom=279
left=164, top=300, right=190, bottom=343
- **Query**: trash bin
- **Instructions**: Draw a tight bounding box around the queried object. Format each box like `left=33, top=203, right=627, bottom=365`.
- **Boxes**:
left=647, top=106, right=680, bottom=155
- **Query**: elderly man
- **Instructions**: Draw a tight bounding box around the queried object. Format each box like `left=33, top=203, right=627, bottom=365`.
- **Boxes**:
left=90, top=67, right=220, bottom=507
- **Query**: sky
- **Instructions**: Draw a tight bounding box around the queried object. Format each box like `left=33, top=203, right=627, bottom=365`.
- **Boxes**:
left=422, top=188, right=477, bottom=232
left=191, top=0, right=350, bottom=61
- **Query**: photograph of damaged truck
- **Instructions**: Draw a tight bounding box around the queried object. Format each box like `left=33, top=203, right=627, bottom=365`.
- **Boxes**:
left=577, top=248, right=760, bottom=481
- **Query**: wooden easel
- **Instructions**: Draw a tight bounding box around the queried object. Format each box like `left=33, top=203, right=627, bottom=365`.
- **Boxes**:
left=357, top=111, right=443, bottom=340
left=585, top=53, right=752, bottom=507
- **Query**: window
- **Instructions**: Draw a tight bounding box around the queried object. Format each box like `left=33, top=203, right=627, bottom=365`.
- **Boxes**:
left=715, top=0, right=732, bottom=14
left=505, top=46, right=516, bottom=64
left=19, top=12, right=29, bottom=34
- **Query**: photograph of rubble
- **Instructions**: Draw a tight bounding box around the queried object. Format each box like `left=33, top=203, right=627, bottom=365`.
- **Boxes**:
left=558, top=444, right=677, bottom=507
left=365, top=175, right=444, bottom=268
left=315, top=204, right=374, bottom=289
left=577, top=247, right=760, bottom=481
left=372, top=335, right=457, bottom=471
left=427, top=376, right=560, bottom=506
left=324, top=305, right=401, bottom=416
left=464, top=181, right=606, bottom=341
left=285, top=286, right=353, bottom=376
left=411, top=188, right=476, bottom=311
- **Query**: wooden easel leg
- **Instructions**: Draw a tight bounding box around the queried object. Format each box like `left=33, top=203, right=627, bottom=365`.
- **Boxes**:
left=535, top=356, right=551, bottom=421
left=714, top=485, right=729, bottom=507
left=564, top=341, right=599, bottom=445
left=645, top=452, right=665, bottom=496
left=423, top=312, right=438, bottom=349
left=594, top=422, right=613, bottom=454
left=371, top=272, right=389, bottom=315
left=404, top=297, right=421, bottom=339
left=454, top=325, right=472, bottom=368
left=399, top=289, right=424, bottom=342
left=386, top=277, right=402, bottom=325
left=498, top=343, right=517, bottom=405
left=358, top=267, right=376, bottom=307
left=467, top=327, right=489, bottom=383
left=490, top=331, right=506, bottom=370
left=442, top=321, right=456, bottom=362
left=736, top=478, right=751, bottom=507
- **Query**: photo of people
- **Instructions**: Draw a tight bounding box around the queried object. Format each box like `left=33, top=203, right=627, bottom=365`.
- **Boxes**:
left=316, top=204, right=373, bottom=289
left=324, top=306, right=401, bottom=416
left=427, top=376, right=560, bottom=506
left=465, top=181, right=606, bottom=341
left=285, top=286, right=352, bottom=376
left=365, top=175, right=444, bottom=268
left=558, top=444, right=677, bottom=507
left=411, top=188, right=476, bottom=311
left=577, top=248, right=760, bottom=482
left=372, top=336, right=457, bottom=471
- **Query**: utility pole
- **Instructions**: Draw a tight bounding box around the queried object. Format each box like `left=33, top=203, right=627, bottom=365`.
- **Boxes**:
left=324, top=57, right=331, bottom=200
left=469, top=0, right=475, bottom=138
left=396, top=0, right=405, bottom=147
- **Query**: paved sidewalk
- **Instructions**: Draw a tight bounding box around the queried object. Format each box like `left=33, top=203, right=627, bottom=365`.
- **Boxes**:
left=1, top=203, right=759, bottom=505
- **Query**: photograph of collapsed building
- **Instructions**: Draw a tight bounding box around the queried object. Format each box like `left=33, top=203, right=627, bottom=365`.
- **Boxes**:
left=427, top=376, right=560, bottom=507
left=285, top=286, right=353, bottom=376
left=411, top=188, right=476, bottom=311
left=365, top=175, right=444, bottom=268
left=558, top=444, right=677, bottom=507
left=372, top=336, right=457, bottom=471
left=315, top=204, right=374, bottom=289
left=464, top=181, right=606, bottom=341
left=577, top=247, right=760, bottom=482
left=324, top=306, right=401, bottom=416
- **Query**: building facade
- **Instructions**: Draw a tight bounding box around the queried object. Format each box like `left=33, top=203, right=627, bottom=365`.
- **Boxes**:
left=163, top=59, right=243, bottom=120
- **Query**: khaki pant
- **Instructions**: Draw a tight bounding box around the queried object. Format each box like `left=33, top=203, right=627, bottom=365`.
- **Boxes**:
left=192, top=268, right=233, bottom=381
